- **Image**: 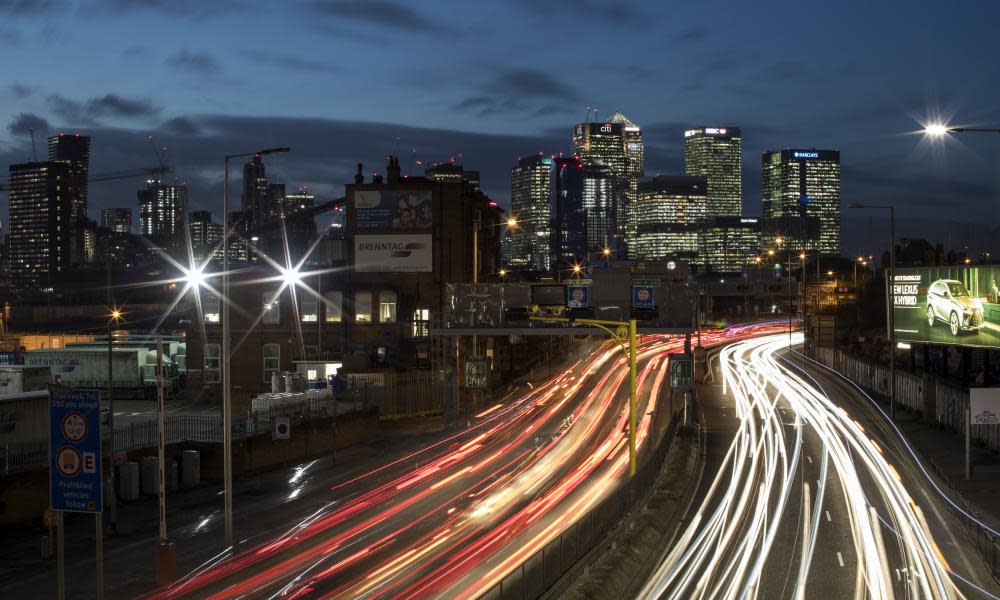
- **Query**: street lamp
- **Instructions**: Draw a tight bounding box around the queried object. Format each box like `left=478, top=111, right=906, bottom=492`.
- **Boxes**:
left=222, top=146, right=289, bottom=549
left=850, top=202, right=896, bottom=420
left=924, top=122, right=1000, bottom=136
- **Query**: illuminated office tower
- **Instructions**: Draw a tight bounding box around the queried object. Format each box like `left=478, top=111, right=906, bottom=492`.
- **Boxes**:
left=48, top=133, right=90, bottom=220
left=425, top=163, right=481, bottom=190
left=761, top=149, right=840, bottom=255
left=630, top=175, right=708, bottom=260
left=6, top=161, right=74, bottom=288
left=509, top=155, right=553, bottom=271
left=572, top=120, right=628, bottom=238
left=697, top=216, right=761, bottom=272
left=684, top=127, right=742, bottom=217
left=581, top=164, right=615, bottom=254
left=189, top=210, right=223, bottom=263
left=242, top=153, right=269, bottom=232
left=284, top=187, right=316, bottom=215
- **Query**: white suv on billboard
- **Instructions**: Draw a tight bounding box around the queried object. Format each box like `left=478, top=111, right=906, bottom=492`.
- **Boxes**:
left=926, top=279, right=984, bottom=336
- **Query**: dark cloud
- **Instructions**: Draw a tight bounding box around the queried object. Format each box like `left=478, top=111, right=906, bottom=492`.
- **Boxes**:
left=166, top=50, right=220, bottom=75
left=95, top=0, right=246, bottom=18
left=161, top=116, right=200, bottom=136
left=45, top=93, right=159, bottom=124
left=8, top=82, right=34, bottom=98
left=308, top=0, right=450, bottom=35
left=88, top=94, right=159, bottom=118
left=0, top=26, right=22, bottom=45
left=510, top=0, right=649, bottom=24
left=0, top=0, right=68, bottom=15
left=678, top=26, right=709, bottom=43
left=7, top=112, right=50, bottom=136
left=243, top=50, right=341, bottom=74
left=455, top=68, right=579, bottom=116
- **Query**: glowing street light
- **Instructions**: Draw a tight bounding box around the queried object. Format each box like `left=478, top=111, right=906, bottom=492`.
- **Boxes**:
left=505, top=217, right=518, bottom=228
left=924, top=123, right=950, bottom=137
left=602, top=247, right=612, bottom=257
left=923, top=122, right=1000, bottom=136
left=498, top=268, right=507, bottom=277
left=280, top=265, right=303, bottom=286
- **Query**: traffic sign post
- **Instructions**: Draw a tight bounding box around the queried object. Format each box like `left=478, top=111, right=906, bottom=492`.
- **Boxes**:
left=49, top=387, right=103, bottom=600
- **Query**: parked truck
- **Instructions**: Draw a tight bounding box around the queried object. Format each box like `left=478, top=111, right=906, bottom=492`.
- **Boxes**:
left=0, top=366, right=50, bottom=397
left=24, top=347, right=179, bottom=399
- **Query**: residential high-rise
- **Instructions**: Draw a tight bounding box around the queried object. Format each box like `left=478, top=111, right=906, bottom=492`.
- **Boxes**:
left=6, top=161, right=74, bottom=288
left=684, top=127, right=742, bottom=217
left=697, top=216, right=761, bottom=272
left=761, top=149, right=841, bottom=255
left=48, top=133, right=90, bottom=221
left=101, top=208, right=132, bottom=233
left=189, top=210, right=223, bottom=263
left=509, top=155, right=553, bottom=271
left=630, top=175, right=709, bottom=260
left=138, top=179, right=188, bottom=250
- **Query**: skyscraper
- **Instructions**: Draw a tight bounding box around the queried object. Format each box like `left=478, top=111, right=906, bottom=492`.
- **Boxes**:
left=138, top=179, right=188, bottom=250
left=509, top=155, right=552, bottom=271
left=609, top=112, right=644, bottom=244
left=242, top=153, right=269, bottom=232
left=684, top=127, right=742, bottom=217
left=551, top=156, right=587, bottom=269
left=48, top=133, right=90, bottom=221
left=572, top=121, right=627, bottom=239
left=581, top=164, right=615, bottom=254
left=284, top=187, right=316, bottom=215
left=630, top=175, right=709, bottom=260
left=189, top=210, right=223, bottom=263
left=761, top=149, right=841, bottom=255
left=697, top=216, right=761, bottom=272
left=101, top=208, right=132, bottom=233
left=6, top=161, right=74, bottom=288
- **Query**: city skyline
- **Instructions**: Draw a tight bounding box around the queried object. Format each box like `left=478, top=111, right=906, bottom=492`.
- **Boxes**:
left=0, top=1, right=998, bottom=259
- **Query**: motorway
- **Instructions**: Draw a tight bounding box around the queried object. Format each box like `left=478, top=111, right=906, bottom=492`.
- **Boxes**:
left=640, top=333, right=1000, bottom=600
left=138, top=329, right=754, bottom=599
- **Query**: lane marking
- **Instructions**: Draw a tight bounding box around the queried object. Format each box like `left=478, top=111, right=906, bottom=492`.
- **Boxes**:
left=836, top=551, right=844, bottom=567
left=825, top=510, right=831, bottom=522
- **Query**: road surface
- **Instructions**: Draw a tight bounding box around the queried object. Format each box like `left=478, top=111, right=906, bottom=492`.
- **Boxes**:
left=640, top=333, right=1000, bottom=599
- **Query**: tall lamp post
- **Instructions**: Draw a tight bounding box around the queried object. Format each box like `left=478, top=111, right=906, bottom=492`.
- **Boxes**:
left=849, top=203, right=895, bottom=420
left=222, top=147, right=289, bottom=549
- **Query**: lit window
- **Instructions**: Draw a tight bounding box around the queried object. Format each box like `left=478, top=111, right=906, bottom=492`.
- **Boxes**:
left=204, top=343, right=220, bottom=383
left=355, top=291, right=372, bottom=322
left=203, top=293, right=220, bottom=323
left=263, top=343, right=280, bottom=383
left=263, top=292, right=280, bottom=324
left=379, top=290, right=397, bottom=323
left=324, top=291, right=343, bottom=322
left=412, top=308, right=430, bottom=337
left=301, top=295, right=318, bottom=322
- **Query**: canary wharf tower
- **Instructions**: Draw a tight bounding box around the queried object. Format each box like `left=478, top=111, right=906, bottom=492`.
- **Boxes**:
left=684, top=127, right=742, bottom=217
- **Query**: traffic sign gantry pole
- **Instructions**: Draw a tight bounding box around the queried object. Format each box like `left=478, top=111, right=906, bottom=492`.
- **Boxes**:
left=530, top=316, right=639, bottom=476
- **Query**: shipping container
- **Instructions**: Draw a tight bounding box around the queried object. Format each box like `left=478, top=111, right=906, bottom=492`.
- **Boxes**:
left=24, top=347, right=178, bottom=397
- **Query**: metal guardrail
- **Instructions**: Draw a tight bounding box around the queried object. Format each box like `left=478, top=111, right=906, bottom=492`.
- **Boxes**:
left=477, top=403, right=685, bottom=600
left=813, top=347, right=1000, bottom=582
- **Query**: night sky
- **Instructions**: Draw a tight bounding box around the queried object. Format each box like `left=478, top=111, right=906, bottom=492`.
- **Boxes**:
left=1, top=0, right=999, bottom=258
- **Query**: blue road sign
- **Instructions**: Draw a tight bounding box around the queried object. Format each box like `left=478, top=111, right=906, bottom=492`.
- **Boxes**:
left=632, top=285, right=655, bottom=309
left=50, top=389, right=102, bottom=513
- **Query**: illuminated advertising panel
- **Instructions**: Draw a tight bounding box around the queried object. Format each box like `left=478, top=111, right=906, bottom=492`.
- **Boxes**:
left=892, top=266, right=1000, bottom=348
left=354, top=190, right=432, bottom=230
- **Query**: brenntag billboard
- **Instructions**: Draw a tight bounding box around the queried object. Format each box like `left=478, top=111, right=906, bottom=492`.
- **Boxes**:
left=354, top=234, right=432, bottom=272
left=892, top=266, right=1000, bottom=348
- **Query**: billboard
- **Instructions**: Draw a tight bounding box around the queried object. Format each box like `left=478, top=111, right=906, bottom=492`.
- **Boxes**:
left=567, top=285, right=590, bottom=308
left=892, top=266, right=1000, bottom=348
left=354, top=234, right=432, bottom=272
left=444, top=283, right=504, bottom=328
left=354, top=190, right=432, bottom=230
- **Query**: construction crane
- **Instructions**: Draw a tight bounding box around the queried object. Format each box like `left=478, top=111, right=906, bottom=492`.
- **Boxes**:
left=0, top=165, right=171, bottom=192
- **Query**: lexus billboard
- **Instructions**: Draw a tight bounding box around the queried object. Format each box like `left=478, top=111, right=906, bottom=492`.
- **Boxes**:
left=893, top=266, right=1000, bottom=348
